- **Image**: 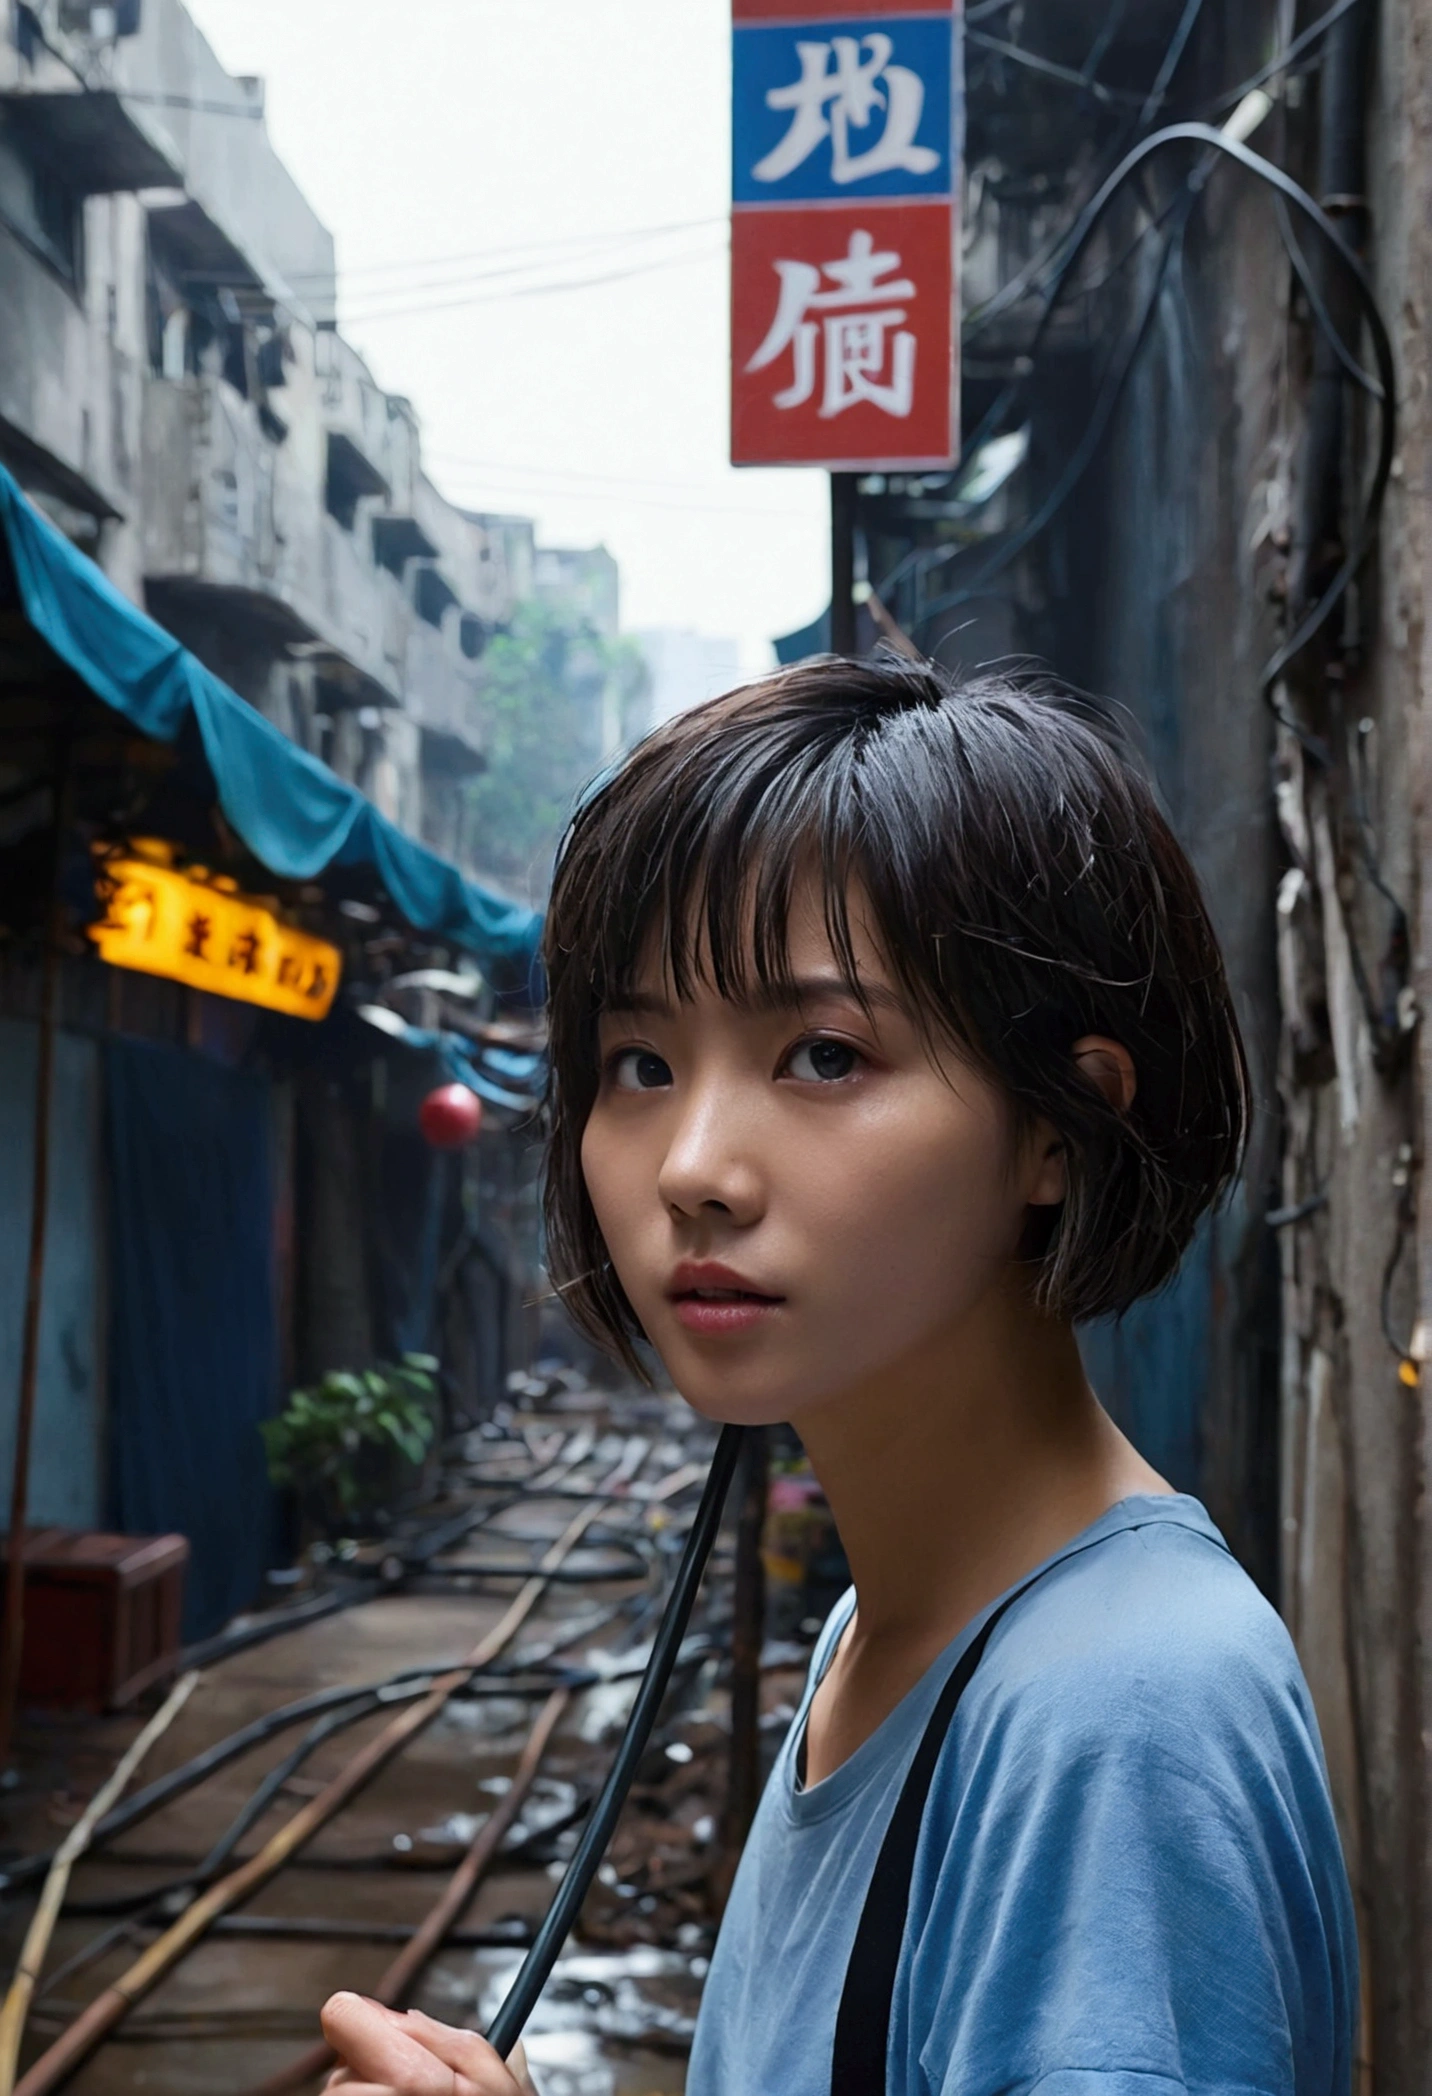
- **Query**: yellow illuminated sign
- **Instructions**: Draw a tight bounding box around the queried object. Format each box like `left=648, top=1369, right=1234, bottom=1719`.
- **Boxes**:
left=89, top=853, right=342, bottom=1021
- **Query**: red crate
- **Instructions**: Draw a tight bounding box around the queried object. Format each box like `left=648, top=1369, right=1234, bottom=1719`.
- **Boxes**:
left=0, top=1529, right=189, bottom=1711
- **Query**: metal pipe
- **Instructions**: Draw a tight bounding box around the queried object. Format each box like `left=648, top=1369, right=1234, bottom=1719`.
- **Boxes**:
left=1288, top=0, right=1374, bottom=616
left=830, top=474, right=859, bottom=655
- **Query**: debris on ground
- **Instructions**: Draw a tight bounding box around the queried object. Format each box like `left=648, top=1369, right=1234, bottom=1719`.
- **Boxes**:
left=0, top=1374, right=842, bottom=2096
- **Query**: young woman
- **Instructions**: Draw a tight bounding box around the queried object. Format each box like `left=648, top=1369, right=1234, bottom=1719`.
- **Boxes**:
left=322, top=656, right=1356, bottom=2095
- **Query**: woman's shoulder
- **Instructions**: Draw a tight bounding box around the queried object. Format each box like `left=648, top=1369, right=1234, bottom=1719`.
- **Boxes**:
left=961, top=1499, right=1321, bottom=1795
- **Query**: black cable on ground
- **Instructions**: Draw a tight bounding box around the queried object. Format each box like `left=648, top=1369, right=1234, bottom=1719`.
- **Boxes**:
left=176, top=1585, right=371, bottom=1673
left=0, top=1675, right=433, bottom=1896
left=0, top=1639, right=609, bottom=1897
left=485, top=1422, right=744, bottom=2061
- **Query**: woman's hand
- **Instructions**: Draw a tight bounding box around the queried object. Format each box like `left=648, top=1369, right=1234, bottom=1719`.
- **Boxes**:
left=321, top=1994, right=537, bottom=2095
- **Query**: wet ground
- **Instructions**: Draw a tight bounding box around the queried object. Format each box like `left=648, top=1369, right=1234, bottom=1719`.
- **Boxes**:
left=0, top=1388, right=811, bottom=2096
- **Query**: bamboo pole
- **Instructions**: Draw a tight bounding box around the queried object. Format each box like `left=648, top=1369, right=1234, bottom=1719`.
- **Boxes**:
left=0, top=773, right=67, bottom=1776
left=0, top=1671, right=200, bottom=2096
left=248, top=1686, right=571, bottom=2096
left=15, top=1505, right=604, bottom=2096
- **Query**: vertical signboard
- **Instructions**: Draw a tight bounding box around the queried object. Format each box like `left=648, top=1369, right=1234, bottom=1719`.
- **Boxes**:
left=731, top=0, right=962, bottom=470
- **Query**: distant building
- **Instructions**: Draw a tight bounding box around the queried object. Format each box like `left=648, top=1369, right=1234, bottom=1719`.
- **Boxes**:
left=634, top=628, right=743, bottom=730
left=0, top=0, right=617, bottom=876
left=533, top=543, right=620, bottom=640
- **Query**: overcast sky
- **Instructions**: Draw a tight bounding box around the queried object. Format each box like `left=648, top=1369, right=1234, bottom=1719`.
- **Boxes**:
left=184, top=0, right=830, bottom=667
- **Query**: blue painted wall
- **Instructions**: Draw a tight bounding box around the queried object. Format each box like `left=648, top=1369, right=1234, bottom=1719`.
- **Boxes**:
left=0, top=1019, right=103, bottom=1528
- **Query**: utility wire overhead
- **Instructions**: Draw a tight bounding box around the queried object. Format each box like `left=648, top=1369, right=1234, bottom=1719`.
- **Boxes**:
left=426, top=453, right=818, bottom=497
left=282, top=214, right=728, bottom=289
left=344, top=239, right=727, bottom=325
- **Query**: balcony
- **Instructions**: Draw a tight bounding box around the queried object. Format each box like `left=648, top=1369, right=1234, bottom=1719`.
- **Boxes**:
left=141, top=362, right=404, bottom=707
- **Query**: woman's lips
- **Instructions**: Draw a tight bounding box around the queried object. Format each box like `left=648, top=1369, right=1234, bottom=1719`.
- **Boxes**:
left=667, top=1266, right=786, bottom=1336
left=671, top=1290, right=784, bottom=1336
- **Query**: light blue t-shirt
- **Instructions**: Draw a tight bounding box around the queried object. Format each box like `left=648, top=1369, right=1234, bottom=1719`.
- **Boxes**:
left=689, top=1495, right=1356, bottom=2096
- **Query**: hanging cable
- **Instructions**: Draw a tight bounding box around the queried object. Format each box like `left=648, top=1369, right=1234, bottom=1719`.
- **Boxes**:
left=1204, top=0, right=1369, bottom=117
left=1137, top=0, right=1206, bottom=126
left=484, top=1424, right=744, bottom=2061
left=901, top=125, right=1395, bottom=679
left=1273, top=196, right=1384, bottom=399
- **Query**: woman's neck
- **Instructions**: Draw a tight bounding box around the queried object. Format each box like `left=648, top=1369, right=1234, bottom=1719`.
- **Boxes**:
left=795, top=1281, right=1167, bottom=1652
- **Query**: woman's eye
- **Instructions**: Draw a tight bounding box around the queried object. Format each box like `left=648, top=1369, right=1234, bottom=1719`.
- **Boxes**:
left=785, top=1038, right=861, bottom=1083
left=610, top=1048, right=673, bottom=1092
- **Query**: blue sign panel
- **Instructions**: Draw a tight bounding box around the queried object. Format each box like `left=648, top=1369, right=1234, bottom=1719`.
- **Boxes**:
left=733, top=14, right=955, bottom=204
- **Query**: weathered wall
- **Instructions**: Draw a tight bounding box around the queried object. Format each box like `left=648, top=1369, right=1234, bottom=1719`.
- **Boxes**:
left=1273, top=1, right=1432, bottom=2083
left=1085, top=123, right=1288, bottom=1593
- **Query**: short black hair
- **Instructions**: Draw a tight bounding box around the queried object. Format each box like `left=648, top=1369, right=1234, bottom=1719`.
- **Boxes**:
left=543, top=652, right=1248, bottom=1369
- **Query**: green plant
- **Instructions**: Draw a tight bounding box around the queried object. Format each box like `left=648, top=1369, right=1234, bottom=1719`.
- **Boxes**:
left=462, top=598, right=651, bottom=902
left=261, top=1355, right=439, bottom=1537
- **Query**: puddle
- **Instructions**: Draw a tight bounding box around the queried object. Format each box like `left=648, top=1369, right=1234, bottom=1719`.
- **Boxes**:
left=419, top=1942, right=704, bottom=2094
left=412, top=1778, right=580, bottom=1853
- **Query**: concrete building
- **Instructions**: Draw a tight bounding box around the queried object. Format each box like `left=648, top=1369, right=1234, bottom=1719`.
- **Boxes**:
left=532, top=542, right=619, bottom=640
left=0, top=0, right=607, bottom=873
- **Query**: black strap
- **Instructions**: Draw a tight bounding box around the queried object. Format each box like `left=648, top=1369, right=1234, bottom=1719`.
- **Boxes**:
left=827, top=1581, right=1037, bottom=2096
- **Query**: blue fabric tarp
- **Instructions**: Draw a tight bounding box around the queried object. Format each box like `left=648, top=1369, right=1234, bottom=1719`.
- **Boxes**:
left=0, top=464, right=542, bottom=981
left=104, top=1036, right=280, bottom=1639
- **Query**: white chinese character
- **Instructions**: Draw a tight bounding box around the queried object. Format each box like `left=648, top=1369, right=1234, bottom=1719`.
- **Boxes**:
left=746, top=229, right=917, bottom=419
left=754, top=34, right=941, bottom=187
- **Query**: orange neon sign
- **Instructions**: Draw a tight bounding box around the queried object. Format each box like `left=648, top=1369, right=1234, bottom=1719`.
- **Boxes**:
left=89, top=852, right=342, bottom=1021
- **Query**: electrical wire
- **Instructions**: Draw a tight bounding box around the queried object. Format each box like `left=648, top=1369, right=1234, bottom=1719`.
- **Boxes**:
left=1273, top=195, right=1384, bottom=400
left=965, top=31, right=1144, bottom=107
left=916, top=197, right=1193, bottom=637
left=283, top=216, right=727, bottom=291
left=902, top=125, right=1395, bottom=684
left=484, top=1423, right=744, bottom=2059
left=1204, top=0, right=1368, bottom=117
left=1137, top=0, right=1205, bottom=128
left=343, top=241, right=726, bottom=327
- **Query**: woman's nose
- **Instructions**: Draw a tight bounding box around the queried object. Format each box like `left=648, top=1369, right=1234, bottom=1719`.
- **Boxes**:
left=656, top=1088, right=765, bottom=1226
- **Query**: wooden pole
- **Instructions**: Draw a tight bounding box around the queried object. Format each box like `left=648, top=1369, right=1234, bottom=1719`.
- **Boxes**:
left=245, top=1687, right=570, bottom=2096
left=0, top=1671, right=200, bottom=2096
left=0, top=772, right=67, bottom=1777
left=712, top=1425, right=768, bottom=1911
left=830, top=472, right=858, bottom=656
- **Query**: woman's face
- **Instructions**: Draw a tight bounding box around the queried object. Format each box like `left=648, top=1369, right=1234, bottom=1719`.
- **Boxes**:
left=579, top=877, right=1066, bottom=1427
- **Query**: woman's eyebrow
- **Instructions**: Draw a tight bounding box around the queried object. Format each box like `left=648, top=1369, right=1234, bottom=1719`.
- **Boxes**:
left=761, top=974, right=904, bottom=1016
left=601, top=990, right=673, bottom=1020
left=600, top=976, right=904, bottom=1020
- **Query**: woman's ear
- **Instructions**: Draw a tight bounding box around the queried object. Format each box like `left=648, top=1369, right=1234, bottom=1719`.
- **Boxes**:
left=1070, top=1034, right=1137, bottom=1113
left=1025, top=1036, right=1138, bottom=1210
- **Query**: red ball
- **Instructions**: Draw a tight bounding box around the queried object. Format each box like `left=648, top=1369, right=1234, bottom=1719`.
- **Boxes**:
left=419, top=1083, right=484, bottom=1149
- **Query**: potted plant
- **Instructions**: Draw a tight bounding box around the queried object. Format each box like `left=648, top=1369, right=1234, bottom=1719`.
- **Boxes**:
left=261, top=1354, right=440, bottom=1543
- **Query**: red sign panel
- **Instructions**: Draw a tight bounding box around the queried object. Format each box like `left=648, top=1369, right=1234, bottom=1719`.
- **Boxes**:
left=731, top=4, right=961, bottom=469
left=731, top=202, right=954, bottom=467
